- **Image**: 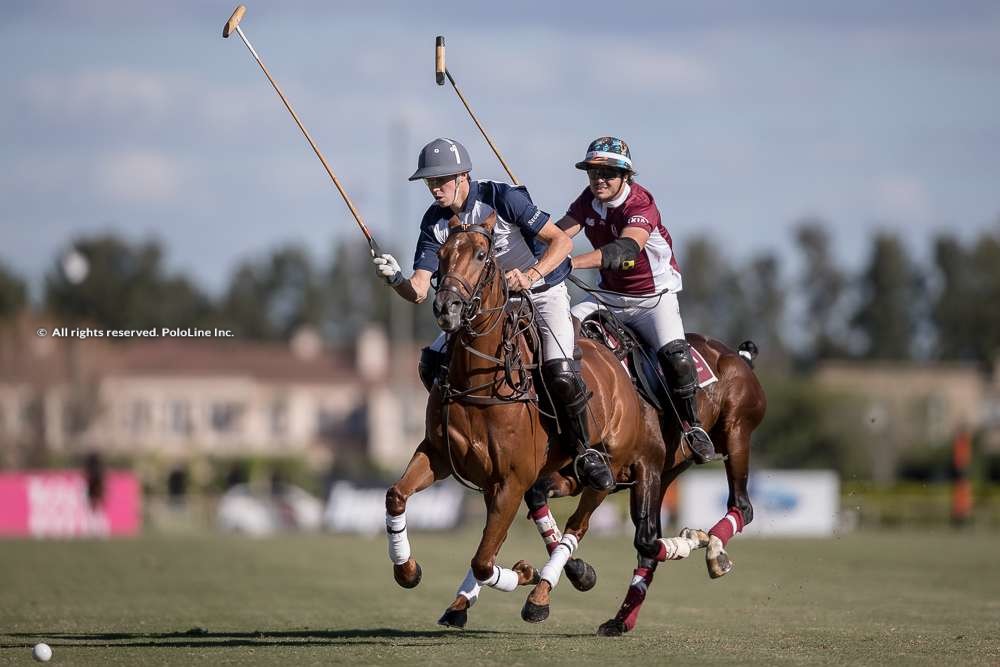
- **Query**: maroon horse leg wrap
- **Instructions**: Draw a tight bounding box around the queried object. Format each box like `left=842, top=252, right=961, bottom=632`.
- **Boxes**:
left=615, top=567, right=655, bottom=632
left=708, top=507, right=745, bottom=546
left=529, top=505, right=562, bottom=554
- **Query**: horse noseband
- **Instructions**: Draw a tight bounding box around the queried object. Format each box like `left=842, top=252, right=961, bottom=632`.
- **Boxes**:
left=439, top=223, right=496, bottom=324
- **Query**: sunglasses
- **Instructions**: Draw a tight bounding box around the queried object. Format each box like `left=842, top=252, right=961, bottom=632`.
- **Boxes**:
left=425, top=175, right=459, bottom=189
left=587, top=168, right=624, bottom=182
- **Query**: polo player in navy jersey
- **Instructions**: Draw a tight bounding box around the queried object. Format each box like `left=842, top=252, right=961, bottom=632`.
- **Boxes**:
left=555, top=136, right=720, bottom=464
left=372, top=137, right=616, bottom=491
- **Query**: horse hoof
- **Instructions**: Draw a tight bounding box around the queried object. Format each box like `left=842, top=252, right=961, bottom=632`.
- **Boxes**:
left=706, top=536, right=732, bottom=579
left=708, top=551, right=733, bottom=579
left=596, top=619, right=627, bottom=637
left=437, top=607, right=468, bottom=629
left=521, top=600, right=550, bottom=623
left=393, top=561, right=422, bottom=589
left=513, top=560, right=541, bottom=586
left=680, top=527, right=710, bottom=549
left=565, top=558, right=597, bottom=592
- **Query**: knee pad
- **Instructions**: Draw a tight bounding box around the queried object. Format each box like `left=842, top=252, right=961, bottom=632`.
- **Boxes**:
left=418, top=347, right=447, bottom=392
left=657, top=339, right=696, bottom=397
left=542, top=358, right=587, bottom=410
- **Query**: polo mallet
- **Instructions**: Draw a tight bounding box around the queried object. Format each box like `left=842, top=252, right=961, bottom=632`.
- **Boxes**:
left=435, top=36, right=520, bottom=186
left=223, top=5, right=383, bottom=257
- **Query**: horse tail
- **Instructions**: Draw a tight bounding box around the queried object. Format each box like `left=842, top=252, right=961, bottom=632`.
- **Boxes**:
left=737, top=340, right=758, bottom=369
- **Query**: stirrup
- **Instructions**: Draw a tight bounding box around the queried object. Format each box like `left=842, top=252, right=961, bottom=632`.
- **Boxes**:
left=684, top=426, right=724, bottom=464
left=574, top=448, right=615, bottom=492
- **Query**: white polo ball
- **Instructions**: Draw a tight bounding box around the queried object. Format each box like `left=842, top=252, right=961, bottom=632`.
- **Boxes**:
left=32, top=643, right=53, bottom=662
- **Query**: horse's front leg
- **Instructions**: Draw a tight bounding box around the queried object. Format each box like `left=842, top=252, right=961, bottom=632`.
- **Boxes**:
left=385, top=440, right=445, bottom=589
left=522, top=485, right=609, bottom=623
left=467, top=481, right=536, bottom=593
left=438, top=559, right=540, bottom=629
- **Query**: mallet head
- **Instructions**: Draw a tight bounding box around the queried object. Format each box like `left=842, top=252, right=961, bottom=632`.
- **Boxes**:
left=223, top=5, right=247, bottom=38
left=435, top=36, right=446, bottom=85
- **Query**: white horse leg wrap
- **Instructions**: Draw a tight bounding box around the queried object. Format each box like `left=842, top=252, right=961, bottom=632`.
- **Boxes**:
left=456, top=568, right=481, bottom=605
left=477, top=565, right=519, bottom=592
left=386, top=512, right=410, bottom=565
left=539, top=534, right=579, bottom=587
left=657, top=536, right=694, bottom=561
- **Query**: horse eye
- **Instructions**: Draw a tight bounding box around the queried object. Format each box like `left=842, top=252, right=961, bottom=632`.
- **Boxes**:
left=476, top=250, right=486, bottom=261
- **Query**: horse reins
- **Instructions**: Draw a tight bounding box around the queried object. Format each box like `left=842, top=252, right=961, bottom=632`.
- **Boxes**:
left=436, top=223, right=550, bottom=492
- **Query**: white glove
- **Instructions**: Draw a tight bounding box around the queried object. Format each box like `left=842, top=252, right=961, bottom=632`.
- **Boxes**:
left=372, top=253, right=403, bottom=286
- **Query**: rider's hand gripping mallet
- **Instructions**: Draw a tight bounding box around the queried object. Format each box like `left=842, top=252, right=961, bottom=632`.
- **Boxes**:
left=435, top=36, right=520, bottom=186
left=223, top=6, right=384, bottom=257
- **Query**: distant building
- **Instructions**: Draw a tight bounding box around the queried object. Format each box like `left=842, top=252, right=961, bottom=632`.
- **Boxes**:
left=812, top=360, right=999, bottom=481
left=0, top=315, right=423, bottom=472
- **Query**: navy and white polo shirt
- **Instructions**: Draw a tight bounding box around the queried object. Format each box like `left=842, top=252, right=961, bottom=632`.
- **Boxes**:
left=412, top=180, right=571, bottom=289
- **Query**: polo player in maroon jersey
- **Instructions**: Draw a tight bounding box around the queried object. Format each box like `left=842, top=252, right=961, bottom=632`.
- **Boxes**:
left=554, top=136, right=720, bottom=464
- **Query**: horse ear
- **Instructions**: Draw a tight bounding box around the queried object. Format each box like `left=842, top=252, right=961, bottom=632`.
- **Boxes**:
left=483, top=212, right=497, bottom=232
left=447, top=215, right=463, bottom=230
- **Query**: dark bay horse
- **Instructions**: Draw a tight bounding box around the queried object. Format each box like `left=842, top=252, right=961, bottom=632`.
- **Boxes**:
left=384, top=214, right=663, bottom=628
left=520, top=325, right=767, bottom=636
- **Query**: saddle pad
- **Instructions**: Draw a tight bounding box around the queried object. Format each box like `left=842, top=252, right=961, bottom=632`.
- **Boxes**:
left=691, top=347, right=718, bottom=388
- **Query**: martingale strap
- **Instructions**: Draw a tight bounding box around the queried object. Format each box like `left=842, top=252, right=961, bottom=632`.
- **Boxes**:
left=439, top=296, right=547, bottom=493
left=441, top=392, right=485, bottom=493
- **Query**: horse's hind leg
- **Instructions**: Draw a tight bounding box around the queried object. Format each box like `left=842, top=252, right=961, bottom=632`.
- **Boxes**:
left=385, top=440, right=445, bottom=589
left=524, top=470, right=596, bottom=592
left=598, top=463, right=663, bottom=637
left=704, top=423, right=753, bottom=579
left=523, top=486, right=608, bottom=623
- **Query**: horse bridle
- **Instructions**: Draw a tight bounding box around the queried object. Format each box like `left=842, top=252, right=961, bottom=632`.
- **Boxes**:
left=435, top=221, right=541, bottom=494
left=437, top=223, right=498, bottom=328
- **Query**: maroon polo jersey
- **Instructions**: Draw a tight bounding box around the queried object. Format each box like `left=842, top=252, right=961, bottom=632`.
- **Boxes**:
left=566, top=183, right=682, bottom=294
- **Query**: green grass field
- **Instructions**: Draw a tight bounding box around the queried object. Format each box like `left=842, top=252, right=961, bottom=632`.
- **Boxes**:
left=2, top=522, right=998, bottom=666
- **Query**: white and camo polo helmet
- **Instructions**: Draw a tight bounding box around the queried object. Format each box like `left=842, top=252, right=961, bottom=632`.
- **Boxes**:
left=408, top=138, right=472, bottom=181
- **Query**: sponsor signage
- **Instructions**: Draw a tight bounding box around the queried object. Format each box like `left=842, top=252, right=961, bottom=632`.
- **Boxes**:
left=678, top=469, right=839, bottom=537
left=324, top=480, right=465, bottom=534
left=0, top=471, right=141, bottom=538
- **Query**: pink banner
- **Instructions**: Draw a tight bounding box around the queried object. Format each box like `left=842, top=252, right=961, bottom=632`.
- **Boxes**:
left=0, top=471, right=140, bottom=538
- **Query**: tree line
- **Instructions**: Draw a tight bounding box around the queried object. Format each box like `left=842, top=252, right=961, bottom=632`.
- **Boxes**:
left=678, top=219, right=1000, bottom=368
left=1, top=218, right=999, bottom=367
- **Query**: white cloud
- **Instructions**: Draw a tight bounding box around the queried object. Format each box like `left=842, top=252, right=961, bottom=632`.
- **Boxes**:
left=873, top=174, right=933, bottom=225
left=23, top=68, right=170, bottom=121
left=94, top=151, right=182, bottom=203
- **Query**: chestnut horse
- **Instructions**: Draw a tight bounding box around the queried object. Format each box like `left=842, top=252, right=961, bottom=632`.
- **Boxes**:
left=520, top=315, right=767, bottom=636
left=384, top=214, right=665, bottom=628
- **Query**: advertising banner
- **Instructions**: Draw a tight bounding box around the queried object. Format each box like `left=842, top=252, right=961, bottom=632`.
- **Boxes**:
left=324, top=480, right=465, bottom=534
left=677, top=469, right=840, bottom=537
left=0, top=471, right=141, bottom=538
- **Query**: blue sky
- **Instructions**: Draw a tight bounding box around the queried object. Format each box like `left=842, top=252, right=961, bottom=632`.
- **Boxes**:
left=1, top=1, right=998, bottom=296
